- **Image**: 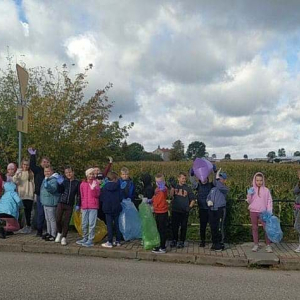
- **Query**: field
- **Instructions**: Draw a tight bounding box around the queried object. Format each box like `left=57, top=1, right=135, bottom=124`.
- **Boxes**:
left=113, top=161, right=300, bottom=242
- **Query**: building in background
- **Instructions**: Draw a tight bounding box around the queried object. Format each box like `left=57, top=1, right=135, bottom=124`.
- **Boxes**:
left=153, top=145, right=171, bottom=161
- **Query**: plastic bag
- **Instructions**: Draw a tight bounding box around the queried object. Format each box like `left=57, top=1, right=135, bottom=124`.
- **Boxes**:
left=119, top=198, right=142, bottom=241
left=139, top=202, right=160, bottom=250
left=73, top=211, right=107, bottom=243
left=260, top=211, right=283, bottom=243
left=193, top=158, right=213, bottom=183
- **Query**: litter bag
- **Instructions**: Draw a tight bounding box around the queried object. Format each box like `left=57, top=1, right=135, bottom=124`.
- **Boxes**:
left=119, top=198, right=142, bottom=241
left=139, top=202, right=160, bottom=250
left=73, top=211, right=107, bottom=243
left=260, top=211, right=283, bottom=243
left=193, top=158, right=213, bottom=184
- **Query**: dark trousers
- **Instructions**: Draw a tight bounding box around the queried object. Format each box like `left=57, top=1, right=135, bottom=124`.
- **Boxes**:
left=36, top=195, right=45, bottom=233
left=97, top=206, right=106, bottom=224
left=209, top=207, right=226, bottom=246
left=22, top=200, right=33, bottom=227
left=105, top=213, right=122, bottom=244
left=199, top=209, right=209, bottom=242
left=171, top=211, right=189, bottom=242
left=56, top=203, right=73, bottom=237
left=155, top=212, right=168, bottom=249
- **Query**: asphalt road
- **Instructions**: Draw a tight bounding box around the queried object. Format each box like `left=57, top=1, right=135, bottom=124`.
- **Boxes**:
left=1, top=252, right=300, bottom=300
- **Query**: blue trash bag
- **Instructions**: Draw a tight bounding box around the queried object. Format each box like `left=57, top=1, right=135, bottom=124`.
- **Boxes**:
left=260, top=211, right=283, bottom=243
left=119, top=198, right=142, bottom=241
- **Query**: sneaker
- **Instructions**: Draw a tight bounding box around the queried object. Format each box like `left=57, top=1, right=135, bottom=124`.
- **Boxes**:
left=76, top=238, right=88, bottom=245
left=294, top=246, right=300, bottom=253
left=42, top=233, right=50, bottom=240
left=101, top=241, right=113, bottom=248
left=113, top=241, right=121, bottom=247
left=45, top=235, right=55, bottom=241
left=214, top=245, right=223, bottom=252
left=210, top=244, right=216, bottom=251
left=17, top=227, right=27, bottom=234
left=36, top=230, right=43, bottom=237
left=61, top=237, right=67, bottom=246
left=199, top=241, right=205, bottom=247
left=55, top=233, right=62, bottom=243
left=25, top=226, right=32, bottom=234
left=252, top=244, right=259, bottom=252
left=82, top=240, right=94, bottom=247
left=170, top=240, right=177, bottom=248
left=177, top=242, right=184, bottom=249
left=265, top=245, right=273, bottom=253
left=152, top=247, right=166, bottom=254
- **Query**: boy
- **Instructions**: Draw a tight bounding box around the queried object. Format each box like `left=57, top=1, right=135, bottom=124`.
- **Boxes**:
left=170, top=172, right=196, bottom=248
left=119, top=167, right=135, bottom=201
left=152, top=173, right=168, bottom=254
left=101, top=172, right=122, bottom=248
left=207, top=169, right=229, bottom=251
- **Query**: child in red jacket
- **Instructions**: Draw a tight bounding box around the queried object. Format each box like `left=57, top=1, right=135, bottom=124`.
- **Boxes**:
left=151, top=173, right=168, bottom=254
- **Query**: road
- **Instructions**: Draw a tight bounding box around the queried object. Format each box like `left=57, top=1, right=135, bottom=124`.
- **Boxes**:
left=0, top=252, right=299, bottom=300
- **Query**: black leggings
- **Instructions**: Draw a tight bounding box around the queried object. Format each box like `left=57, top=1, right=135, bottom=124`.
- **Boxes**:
left=22, top=200, right=33, bottom=227
left=171, top=211, right=189, bottom=242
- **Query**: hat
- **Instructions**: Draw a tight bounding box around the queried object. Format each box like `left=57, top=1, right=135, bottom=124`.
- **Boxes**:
left=220, top=172, right=227, bottom=180
left=85, top=168, right=95, bottom=177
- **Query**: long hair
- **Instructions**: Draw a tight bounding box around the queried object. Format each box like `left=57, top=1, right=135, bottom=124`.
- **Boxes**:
left=22, top=159, right=34, bottom=182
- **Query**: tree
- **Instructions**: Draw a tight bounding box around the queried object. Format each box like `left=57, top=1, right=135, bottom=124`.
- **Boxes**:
left=224, top=153, right=231, bottom=160
left=243, top=154, right=248, bottom=159
left=0, top=57, right=133, bottom=175
left=294, top=151, right=300, bottom=157
left=186, top=141, right=206, bottom=160
left=142, top=152, right=163, bottom=161
left=124, top=143, right=144, bottom=161
left=170, top=140, right=185, bottom=161
left=278, top=148, right=286, bottom=157
left=267, top=151, right=276, bottom=159
left=212, top=154, right=217, bottom=159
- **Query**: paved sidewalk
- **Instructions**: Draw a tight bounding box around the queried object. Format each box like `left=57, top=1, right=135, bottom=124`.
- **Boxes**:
left=1, top=232, right=300, bottom=270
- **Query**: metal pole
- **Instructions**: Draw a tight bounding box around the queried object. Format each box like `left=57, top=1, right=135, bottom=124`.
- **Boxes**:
left=18, top=131, right=22, bottom=167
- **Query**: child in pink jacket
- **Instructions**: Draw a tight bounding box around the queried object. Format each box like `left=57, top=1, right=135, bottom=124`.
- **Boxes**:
left=76, top=168, right=100, bottom=247
left=247, top=172, right=273, bottom=253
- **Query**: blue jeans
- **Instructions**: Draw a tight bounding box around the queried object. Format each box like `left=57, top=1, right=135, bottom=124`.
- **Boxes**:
left=82, top=209, right=98, bottom=241
left=106, top=213, right=121, bottom=244
left=36, top=195, right=45, bottom=233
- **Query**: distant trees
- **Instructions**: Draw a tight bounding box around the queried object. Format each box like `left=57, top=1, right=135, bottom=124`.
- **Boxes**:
left=170, top=140, right=185, bottom=161
left=294, top=151, right=300, bottom=157
left=267, top=151, right=276, bottom=159
left=243, top=154, right=248, bottom=159
left=278, top=148, right=286, bottom=157
left=224, top=153, right=231, bottom=160
left=186, top=141, right=206, bottom=160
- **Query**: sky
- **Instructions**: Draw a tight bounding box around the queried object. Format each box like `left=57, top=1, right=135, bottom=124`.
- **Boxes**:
left=1, top=0, right=300, bottom=159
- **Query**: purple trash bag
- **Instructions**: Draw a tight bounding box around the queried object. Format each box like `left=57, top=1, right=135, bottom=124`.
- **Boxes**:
left=193, top=158, right=213, bottom=183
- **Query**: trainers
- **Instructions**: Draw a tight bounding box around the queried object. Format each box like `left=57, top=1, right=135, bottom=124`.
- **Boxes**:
left=42, top=233, right=50, bottom=240
left=61, top=237, right=67, bottom=246
left=113, top=241, right=121, bottom=247
left=152, top=247, right=166, bottom=254
left=83, top=240, right=94, bottom=247
left=25, top=226, right=32, bottom=234
left=101, top=241, right=113, bottom=248
left=177, top=242, right=184, bottom=249
left=199, top=241, right=205, bottom=247
left=36, top=230, right=43, bottom=237
left=76, top=238, right=88, bottom=245
left=265, top=245, right=273, bottom=253
left=17, top=227, right=27, bottom=234
left=210, top=244, right=216, bottom=251
left=252, top=244, right=259, bottom=252
left=45, top=235, right=55, bottom=241
left=55, top=233, right=62, bottom=243
left=170, top=240, right=177, bottom=248
left=294, top=246, right=300, bottom=253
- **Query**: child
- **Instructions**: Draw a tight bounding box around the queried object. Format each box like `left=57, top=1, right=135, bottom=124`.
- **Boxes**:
left=151, top=173, right=168, bottom=254
left=119, top=167, right=135, bottom=201
left=140, top=173, right=155, bottom=200
left=100, top=172, right=122, bottom=248
left=246, top=172, right=273, bottom=253
left=0, top=182, right=23, bottom=238
left=6, top=163, right=17, bottom=182
left=55, top=166, right=81, bottom=246
left=293, top=170, right=300, bottom=252
left=76, top=168, right=100, bottom=247
left=170, top=172, right=196, bottom=248
left=207, top=170, right=229, bottom=251
left=40, top=166, right=60, bottom=241
left=13, top=159, right=35, bottom=234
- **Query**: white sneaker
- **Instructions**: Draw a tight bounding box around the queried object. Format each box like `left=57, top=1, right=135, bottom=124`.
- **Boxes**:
left=252, top=244, right=259, bottom=252
left=55, top=233, right=62, bottom=243
left=101, top=242, right=113, bottom=248
left=25, top=226, right=32, bottom=234
left=294, top=246, right=300, bottom=253
left=113, top=241, right=121, bottom=247
left=61, top=237, right=67, bottom=246
left=17, top=227, right=27, bottom=234
left=266, top=245, right=273, bottom=253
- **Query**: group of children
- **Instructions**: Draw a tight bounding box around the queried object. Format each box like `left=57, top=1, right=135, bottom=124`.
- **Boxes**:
left=1, top=149, right=300, bottom=253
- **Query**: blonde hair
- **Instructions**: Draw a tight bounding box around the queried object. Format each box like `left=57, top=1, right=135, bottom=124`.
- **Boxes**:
left=155, top=173, right=164, bottom=180
left=21, top=159, right=34, bottom=181
left=120, top=167, right=129, bottom=174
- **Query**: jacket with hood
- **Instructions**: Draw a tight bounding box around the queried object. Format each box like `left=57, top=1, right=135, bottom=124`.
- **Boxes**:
left=152, top=187, right=168, bottom=214
left=141, top=173, right=154, bottom=199
left=58, top=178, right=81, bottom=207
left=79, top=180, right=100, bottom=210
left=206, top=180, right=229, bottom=210
left=13, top=170, right=35, bottom=201
left=30, top=154, right=45, bottom=196
left=40, top=175, right=60, bottom=207
left=0, top=182, right=23, bottom=219
left=100, top=181, right=122, bottom=214
left=119, top=178, right=135, bottom=201
left=197, top=181, right=214, bottom=210
left=246, top=172, right=273, bottom=213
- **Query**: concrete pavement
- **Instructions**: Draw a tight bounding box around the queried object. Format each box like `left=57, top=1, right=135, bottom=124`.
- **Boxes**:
left=1, top=232, right=300, bottom=270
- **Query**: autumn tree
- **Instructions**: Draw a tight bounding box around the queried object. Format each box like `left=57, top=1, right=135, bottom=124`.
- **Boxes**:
left=170, top=140, right=185, bottom=161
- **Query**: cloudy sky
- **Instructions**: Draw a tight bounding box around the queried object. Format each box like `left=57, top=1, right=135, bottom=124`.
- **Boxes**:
left=1, top=0, right=300, bottom=159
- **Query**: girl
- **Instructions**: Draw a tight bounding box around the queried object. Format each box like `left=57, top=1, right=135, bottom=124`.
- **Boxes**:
left=247, top=172, right=273, bottom=253
left=293, top=170, right=300, bottom=252
left=13, top=159, right=35, bottom=234
left=6, top=163, right=17, bottom=182
left=76, top=168, right=100, bottom=247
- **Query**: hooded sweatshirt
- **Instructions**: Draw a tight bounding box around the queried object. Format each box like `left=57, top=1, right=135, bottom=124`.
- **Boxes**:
left=13, top=170, right=35, bottom=200
left=40, top=173, right=60, bottom=206
left=0, top=182, right=23, bottom=219
left=100, top=181, right=122, bottom=214
left=247, top=172, right=273, bottom=213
